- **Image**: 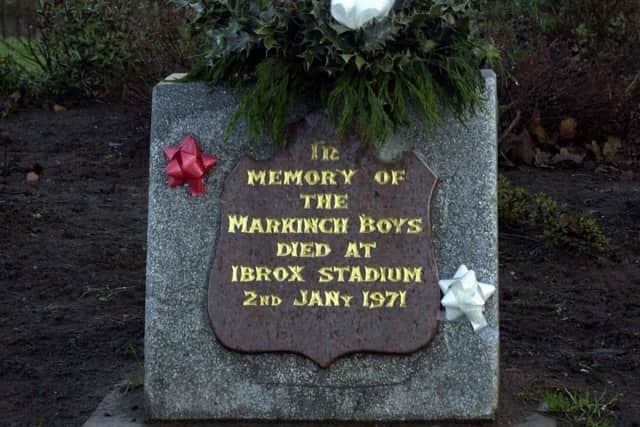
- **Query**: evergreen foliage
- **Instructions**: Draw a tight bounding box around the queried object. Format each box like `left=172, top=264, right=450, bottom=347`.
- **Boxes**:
left=175, top=0, right=498, bottom=146
left=0, top=0, right=192, bottom=104
left=498, top=176, right=610, bottom=254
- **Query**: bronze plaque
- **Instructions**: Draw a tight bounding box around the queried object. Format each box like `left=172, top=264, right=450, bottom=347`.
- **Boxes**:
left=208, top=119, right=439, bottom=367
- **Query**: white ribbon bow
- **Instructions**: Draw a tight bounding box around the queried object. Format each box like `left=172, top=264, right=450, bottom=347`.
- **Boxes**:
left=330, top=0, right=395, bottom=30
left=439, top=265, right=496, bottom=331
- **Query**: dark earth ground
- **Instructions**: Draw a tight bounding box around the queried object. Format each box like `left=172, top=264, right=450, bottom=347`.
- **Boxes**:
left=0, top=104, right=639, bottom=427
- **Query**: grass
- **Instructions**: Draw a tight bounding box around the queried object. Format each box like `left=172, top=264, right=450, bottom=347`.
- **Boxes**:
left=81, top=285, right=133, bottom=302
left=0, top=36, right=42, bottom=73
left=121, top=344, right=144, bottom=393
left=544, top=389, right=618, bottom=427
left=43, top=303, right=58, bottom=314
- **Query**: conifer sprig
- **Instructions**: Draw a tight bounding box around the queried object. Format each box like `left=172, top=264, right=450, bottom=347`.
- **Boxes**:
left=175, top=0, right=499, bottom=146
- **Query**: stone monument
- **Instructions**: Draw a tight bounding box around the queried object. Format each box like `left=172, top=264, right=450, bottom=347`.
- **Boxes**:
left=144, top=70, right=498, bottom=421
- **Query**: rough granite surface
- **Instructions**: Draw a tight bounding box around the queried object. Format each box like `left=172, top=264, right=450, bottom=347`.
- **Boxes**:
left=145, top=70, right=498, bottom=422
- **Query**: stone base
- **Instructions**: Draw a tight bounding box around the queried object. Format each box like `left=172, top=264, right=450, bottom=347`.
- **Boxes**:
left=84, top=386, right=556, bottom=427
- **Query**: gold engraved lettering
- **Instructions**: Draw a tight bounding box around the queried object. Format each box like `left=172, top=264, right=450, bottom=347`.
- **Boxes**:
left=335, top=218, right=349, bottom=234
left=364, top=266, right=379, bottom=282
left=343, top=241, right=377, bottom=258
left=232, top=265, right=305, bottom=282
left=227, top=216, right=349, bottom=234
left=316, top=266, right=422, bottom=283
left=334, top=194, right=348, bottom=209
left=283, top=170, right=303, bottom=185
left=318, top=267, right=333, bottom=283
left=308, top=290, right=324, bottom=306
left=317, top=218, right=338, bottom=234
left=374, top=169, right=406, bottom=185
left=348, top=267, right=363, bottom=283
left=335, top=266, right=350, bottom=282
left=304, top=170, right=321, bottom=185
left=359, top=214, right=376, bottom=233
left=358, top=214, right=422, bottom=234
left=311, top=141, right=320, bottom=160
left=300, top=194, right=312, bottom=209
left=302, top=217, right=318, bottom=233
left=385, top=291, right=399, bottom=307
left=369, top=291, right=385, bottom=308
left=399, top=290, right=406, bottom=307
left=276, top=241, right=331, bottom=258
left=258, top=294, right=283, bottom=306
left=265, top=218, right=280, bottom=233
left=293, top=290, right=308, bottom=306
left=242, top=290, right=257, bottom=306
left=392, top=170, right=406, bottom=184
left=243, top=291, right=282, bottom=306
left=228, top=215, right=248, bottom=233
left=324, top=290, right=340, bottom=306
left=247, top=170, right=266, bottom=185
left=362, top=290, right=407, bottom=308
left=292, top=289, right=353, bottom=307
left=254, top=266, right=270, bottom=282
left=272, top=267, right=288, bottom=282
left=338, top=169, right=357, bottom=184
left=299, top=193, right=349, bottom=209
left=240, top=266, right=255, bottom=282
left=340, top=294, right=353, bottom=307
left=247, top=218, right=264, bottom=234
left=403, top=266, right=422, bottom=283
left=311, top=140, right=340, bottom=161
left=326, top=147, right=340, bottom=161
left=268, top=170, right=283, bottom=185
left=407, top=218, right=423, bottom=233
left=320, top=170, right=338, bottom=185
left=245, top=168, right=356, bottom=185
left=377, top=219, right=393, bottom=234
left=281, top=218, right=296, bottom=234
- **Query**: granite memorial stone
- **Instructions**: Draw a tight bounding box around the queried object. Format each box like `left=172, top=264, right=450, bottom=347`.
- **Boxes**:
left=145, top=70, right=498, bottom=422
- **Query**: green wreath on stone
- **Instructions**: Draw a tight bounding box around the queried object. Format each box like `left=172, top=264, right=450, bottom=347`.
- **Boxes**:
left=174, top=0, right=499, bottom=147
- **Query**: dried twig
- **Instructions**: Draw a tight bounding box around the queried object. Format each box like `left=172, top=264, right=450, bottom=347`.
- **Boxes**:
left=499, top=110, right=522, bottom=143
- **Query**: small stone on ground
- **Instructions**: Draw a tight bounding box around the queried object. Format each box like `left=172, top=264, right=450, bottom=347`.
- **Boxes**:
left=513, top=413, right=557, bottom=427
left=82, top=386, right=144, bottom=427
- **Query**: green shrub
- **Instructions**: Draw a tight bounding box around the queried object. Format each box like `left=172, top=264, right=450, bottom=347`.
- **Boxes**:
left=8, top=0, right=191, bottom=102
left=22, top=0, right=138, bottom=99
left=498, top=176, right=610, bottom=254
left=479, top=0, right=640, bottom=66
left=0, top=54, right=46, bottom=115
left=544, top=388, right=618, bottom=427
left=0, top=55, right=28, bottom=94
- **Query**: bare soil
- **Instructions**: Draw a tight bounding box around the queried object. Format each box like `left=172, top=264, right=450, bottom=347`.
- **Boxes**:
left=0, top=105, right=638, bottom=427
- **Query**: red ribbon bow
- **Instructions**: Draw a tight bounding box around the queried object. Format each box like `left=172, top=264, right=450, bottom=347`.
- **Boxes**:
left=163, top=135, right=217, bottom=197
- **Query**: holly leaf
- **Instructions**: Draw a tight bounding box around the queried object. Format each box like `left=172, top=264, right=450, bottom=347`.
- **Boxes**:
left=362, top=20, right=401, bottom=53
left=328, top=21, right=351, bottom=35
left=340, top=54, right=354, bottom=63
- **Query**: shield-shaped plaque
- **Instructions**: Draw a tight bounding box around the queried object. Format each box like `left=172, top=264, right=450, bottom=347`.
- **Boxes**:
left=209, top=117, right=439, bottom=367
